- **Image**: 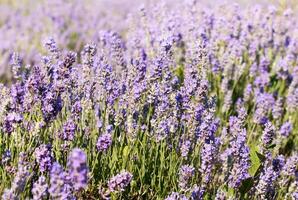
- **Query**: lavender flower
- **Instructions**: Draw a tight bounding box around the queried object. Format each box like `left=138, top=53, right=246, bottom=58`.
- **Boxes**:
left=200, top=141, right=217, bottom=184
left=71, top=100, right=82, bottom=120
left=34, top=144, right=53, bottom=172
left=49, top=162, right=75, bottom=199
left=3, top=112, right=23, bottom=134
left=165, top=192, right=188, bottom=200
left=1, top=150, right=11, bottom=165
left=180, top=140, right=191, bottom=158
left=272, top=97, right=284, bottom=120
left=2, top=189, right=17, bottom=200
left=281, top=154, right=298, bottom=177
left=108, top=171, right=133, bottom=192
left=96, top=133, right=112, bottom=152
left=256, top=156, right=285, bottom=199
left=67, top=148, right=88, bottom=190
left=227, top=115, right=251, bottom=188
left=32, top=176, right=48, bottom=200
left=190, top=185, right=205, bottom=200
left=178, top=165, right=195, bottom=190
left=59, top=119, right=76, bottom=141
left=3, top=152, right=31, bottom=197
left=10, top=52, right=22, bottom=79
left=279, top=121, right=293, bottom=137
left=41, top=90, right=62, bottom=123
left=261, top=121, right=275, bottom=148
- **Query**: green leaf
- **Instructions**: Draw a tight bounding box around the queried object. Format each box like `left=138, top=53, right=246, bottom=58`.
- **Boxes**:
left=267, top=143, right=276, bottom=149
left=228, top=187, right=235, bottom=197
left=249, top=145, right=261, bottom=176
left=123, top=145, right=130, bottom=158
left=256, top=152, right=266, bottom=162
left=239, top=177, right=254, bottom=195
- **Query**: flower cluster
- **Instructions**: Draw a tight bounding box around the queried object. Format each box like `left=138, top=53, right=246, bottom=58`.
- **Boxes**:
left=108, top=171, right=133, bottom=192
left=0, top=1, right=297, bottom=199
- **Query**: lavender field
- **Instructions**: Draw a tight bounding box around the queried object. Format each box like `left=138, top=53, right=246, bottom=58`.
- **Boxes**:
left=0, top=0, right=298, bottom=199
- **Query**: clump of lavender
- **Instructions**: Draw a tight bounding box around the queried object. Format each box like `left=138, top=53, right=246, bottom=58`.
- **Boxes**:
left=256, top=156, right=285, bottom=199
left=96, top=125, right=113, bottom=152
left=32, top=176, right=48, bottom=200
left=49, top=162, right=74, bottom=199
left=2, top=152, right=31, bottom=198
left=34, top=144, right=53, bottom=172
left=284, top=154, right=298, bottom=174
left=215, top=189, right=227, bottom=200
left=178, top=165, right=195, bottom=190
left=2, top=189, right=17, bottom=200
left=1, top=150, right=11, bottom=165
left=41, top=90, right=62, bottom=123
left=3, top=112, right=23, bottom=134
left=279, top=121, right=292, bottom=137
left=71, top=100, right=82, bottom=120
left=165, top=192, right=188, bottom=200
left=59, top=119, right=76, bottom=141
left=180, top=140, right=191, bottom=158
left=261, top=121, right=275, bottom=148
left=228, top=129, right=251, bottom=188
left=67, top=148, right=88, bottom=191
left=44, top=37, right=60, bottom=59
left=108, top=171, right=133, bottom=192
left=190, top=185, right=205, bottom=200
left=96, top=133, right=112, bottom=152
left=272, top=97, right=284, bottom=120
left=222, top=115, right=251, bottom=189
left=10, top=52, right=22, bottom=80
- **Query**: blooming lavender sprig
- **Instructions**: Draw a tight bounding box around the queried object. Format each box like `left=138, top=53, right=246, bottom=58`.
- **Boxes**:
left=190, top=185, right=205, bottom=200
left=281, top=154, right=298, bottom=178
left=71, top=100, right=82, bottom=120
left=256, top=156, right=285, bottom=199
left=41, top=90, right=62, bottom=123
left=228, top=129, right=251, bottom=188
left=67, top=148, right=88, bottom=191
left=1, top=150, right=11, bottom=165
left=180, top=140, right=191, bottom=158
left=1, top=189, right=17, bottom=200
left=178, top=165, right=195, bottom=190
left=261, top=121, right=275, bottom=148
left=10, top=52, right=22, bottom=80
left=96, top=133, right=112, bottom=152
left=3, top=112, right=23, bottom=134
left=165, top=192, right=188, bottom=200
left=59, top=119, right=76, bottom=141
left=32, top=176, right=48, bottom=200
left=108, top=171, right=133, bottom=192
left=44, top=37, right=60, bottom=59
left=49, top=162, right=75, bottom=199
left=279, top=121, right=292, bottom=137
left=34, top=144, right=53, bottom=172
left=2, top=152, right=31, bottom=198
left=200, top=140, right=218, bottom=184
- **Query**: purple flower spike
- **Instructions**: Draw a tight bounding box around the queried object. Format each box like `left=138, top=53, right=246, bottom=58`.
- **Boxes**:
left=34, top=144, right=53, bottom=172
left=108, top=171, right=133, bottom=192
left=67, top=148, right=88, bottom=191
left=96, top=133, right=112, bottom=152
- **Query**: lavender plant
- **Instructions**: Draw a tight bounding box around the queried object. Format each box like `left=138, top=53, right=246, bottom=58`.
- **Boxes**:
left=0, top=1, right=297, bottom=199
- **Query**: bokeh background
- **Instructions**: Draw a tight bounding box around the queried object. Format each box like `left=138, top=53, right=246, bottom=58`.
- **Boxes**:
left=0, top=0, right=297, bottom=82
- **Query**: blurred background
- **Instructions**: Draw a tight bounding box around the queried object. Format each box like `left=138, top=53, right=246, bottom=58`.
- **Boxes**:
left=0, top=0, right=297, bottom=83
